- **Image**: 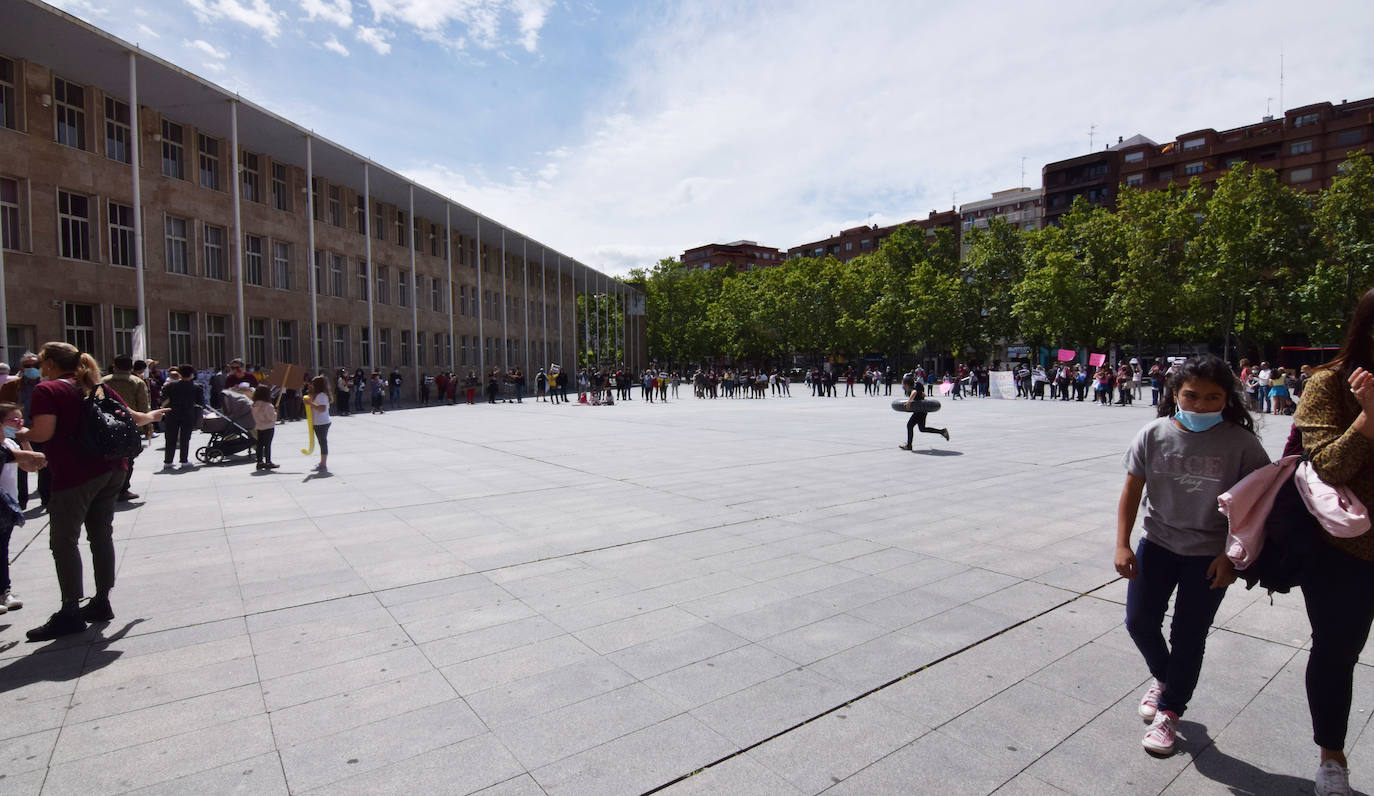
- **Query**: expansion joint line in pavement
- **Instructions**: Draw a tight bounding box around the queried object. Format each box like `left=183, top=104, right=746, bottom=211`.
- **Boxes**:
left=643, top=582, right=1111, bottom=795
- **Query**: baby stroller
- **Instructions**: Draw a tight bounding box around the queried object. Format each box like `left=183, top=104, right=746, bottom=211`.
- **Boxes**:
left=196, top=405, right=256, bottom=464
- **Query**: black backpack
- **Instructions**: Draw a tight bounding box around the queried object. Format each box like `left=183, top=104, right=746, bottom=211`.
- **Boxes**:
left=81, top=384, right=144, bottom=460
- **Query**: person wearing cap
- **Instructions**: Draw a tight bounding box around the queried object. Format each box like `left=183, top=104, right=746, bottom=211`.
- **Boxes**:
left=101, top=356, right=150, bottom=501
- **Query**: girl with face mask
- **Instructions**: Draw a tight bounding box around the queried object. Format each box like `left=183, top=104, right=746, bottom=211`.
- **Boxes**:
left=1113, top=354, right=1270, bottom=757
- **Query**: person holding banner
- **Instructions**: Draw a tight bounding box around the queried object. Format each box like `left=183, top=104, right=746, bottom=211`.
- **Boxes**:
left=897, top=372, right=949, bottom=450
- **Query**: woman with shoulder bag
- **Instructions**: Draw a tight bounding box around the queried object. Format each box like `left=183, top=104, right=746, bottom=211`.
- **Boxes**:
left=1294, top=288, right=1374, bottom=796
left=22, top=342, right=166, bottom=640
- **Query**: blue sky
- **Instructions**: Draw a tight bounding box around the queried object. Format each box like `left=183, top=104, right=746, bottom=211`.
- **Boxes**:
left=44, top=0, right=1374, bottom=275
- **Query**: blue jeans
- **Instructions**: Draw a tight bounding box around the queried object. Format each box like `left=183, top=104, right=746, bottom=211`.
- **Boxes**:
left=1124, top=538, right=1228, bottom=717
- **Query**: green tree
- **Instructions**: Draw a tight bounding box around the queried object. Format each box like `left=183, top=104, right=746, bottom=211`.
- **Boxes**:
left=1303, top=152, right=1374, bottom=340
left=1110, top=181, right=1203, bottom=350
left=962, top=218, right=1027, bottom=355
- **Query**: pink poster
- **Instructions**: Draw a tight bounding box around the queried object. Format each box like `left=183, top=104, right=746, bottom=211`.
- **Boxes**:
left=1088, top=352, right=1106, bottom=367
left=939, top=380, right=953, bottom=395
left=1056, top=349, right=1076, bottom=362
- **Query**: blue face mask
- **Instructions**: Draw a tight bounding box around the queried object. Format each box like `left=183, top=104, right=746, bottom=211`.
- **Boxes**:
left=3, top=426, right=17, bottom=440
left=1175, top=409, right=1225, bottom=432
left=22, top=368, right=39, bottom=380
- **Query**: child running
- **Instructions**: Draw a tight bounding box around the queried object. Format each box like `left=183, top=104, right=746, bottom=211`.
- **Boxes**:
left=1115, top=354, right=1269, bottom=756
left=897, top=372, right=949, bottom=450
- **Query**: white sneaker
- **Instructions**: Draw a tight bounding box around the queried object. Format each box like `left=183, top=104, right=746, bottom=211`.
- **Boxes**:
left=1315, top=759, right=1352, bottom=796
left=1142, top=710, right=1177, bottom=756
left=1, top=590, right=21, bottom=610
left=1138, top=679, right=1165, bottom=720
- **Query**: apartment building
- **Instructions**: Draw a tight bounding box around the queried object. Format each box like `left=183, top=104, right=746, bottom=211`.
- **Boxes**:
left=0, top=0, right=645, bottom=384
left=786, top=210, right=961, bottom=263
left=958, top=186, right=1043, bottom=242
left=679, top=240, right=785, bottom=272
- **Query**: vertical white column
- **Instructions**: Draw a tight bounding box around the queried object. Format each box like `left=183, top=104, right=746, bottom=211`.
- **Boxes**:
left=128, top=51, right=146, bottom=360
left=556, top=256, right=563, bottom=367
left=363, top=165, right=374, bottom=368
left=475, top=218, right=483, bottom=378
left=444, top=204, right=454, bottom=370
left=500, top=229, right=508, bottom=372
left=305, top=136, right=318, bottom=372
left=230, top=101, right=246, bottom=358
left=408, top=185, right=418, bottom=401
left=522, top=240, right=530, bottom=376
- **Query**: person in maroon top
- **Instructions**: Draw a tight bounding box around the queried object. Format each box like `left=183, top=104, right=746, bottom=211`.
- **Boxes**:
left=22, top=342, right=166, bottom=641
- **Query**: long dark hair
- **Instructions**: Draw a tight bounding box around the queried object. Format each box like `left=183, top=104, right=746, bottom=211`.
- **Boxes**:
left=1318, top=287, right=1374, bottom=379
left=1157, top=354, right=1255, bottom=434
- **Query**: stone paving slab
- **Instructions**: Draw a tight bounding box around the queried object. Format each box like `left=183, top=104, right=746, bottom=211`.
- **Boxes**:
left=0, top=391, right=1365, bottom=794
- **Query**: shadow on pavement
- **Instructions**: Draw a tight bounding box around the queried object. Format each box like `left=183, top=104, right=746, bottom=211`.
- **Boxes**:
left=1183, top=720, right=1335, bottom=795
left=0, top=618, right=143, bottom=692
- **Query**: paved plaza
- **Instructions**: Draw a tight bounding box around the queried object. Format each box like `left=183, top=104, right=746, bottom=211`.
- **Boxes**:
left=0, top=390, right=1365, bottom=795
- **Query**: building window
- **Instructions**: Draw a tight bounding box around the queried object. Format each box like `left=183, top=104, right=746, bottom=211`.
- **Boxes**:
left=442, top=334, right=450, bottom=366
left=1184, top=162, right=1204, bottom=176
left=205, top=314, right=227, bottom=367
left=401, top=329, right=411, bottom=366
left=1337, top=129, right=1364, bottom=146
left=244, top=234, right=263, bottom=286
left=1295, top=112, right=1321, bottom=128
left=1123, top=151, right=1144, bottom=163
left=198, top=134, right=220, bottom=190
left=430, top=224, right=440, bottom=257
left=168, top=311, right=192, bottom=365
left=274, top=241, right=291, bottom=289
left=861, top=239, right=872, bottom=249
left=1124, top=173, right=1144, bottom=187
left=398, top=270, right=408, bottom=307
left=271, top=162, right=289, bottom=211
left=459, top=285, right=467, bottom=315
left=0, top=57, right=15, bottom=130
left=311, top=178, right=321, bottom=222
left=432, top=277, right=443, bottom=312
left=355, top=196, right=365, bottom=235
left=331, top=253, right=346, bottom=297
left=241, top=152, right=260, bottom=202
left=316, top=322, right=327, bottom=368
left=360, top=327, right=370, bottom=367
left=57, top=190, right=91, bottom=260
left=1, top=177, right=20, bottom=250
left=379, top=328, right=391, bottom=365
left=1182, top=137, right=1206, bottom=151
left=1157, top=170, right=1173, bottom=183
left=63, top=303, right=96, bottom=354
left=53, top=77, right=86, bottom=150
left=333, top=324, right=347, bottom=368
left=417, top=332, right=425, bottom=366
left=844, top=242, right=852, bottom=251
left=1290, top=140, right=1314, bottom=156
left=108, top=201, right=135, bottom=266
left=112, top=307, right=137, bottom=358
left=376, top=265, right=389, bottom=304
left=276, top=320, right=295, bottom=365
left=1290, top=167, right=1314, bottom=184
left=161, top=120, right=185, bottom=179
left=395, top=210, right=406, bottom=247
left=165, top=216, right=188, bottom=274
left=357, top=260, right=368, bottom=300
left=203, top=225, right=226, bottom=280
left=247, top=318, right=267, bottom=367
left=104, top=97, right=131, bottom=164
left=311, top=249, right=323, bottom=295
left=328, top=185, right=341, bottom=227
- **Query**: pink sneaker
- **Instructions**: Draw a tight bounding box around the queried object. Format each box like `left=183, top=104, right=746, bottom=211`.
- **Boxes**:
left=1138, top=679, right=1165, bottom=720
left=1142, top=710, right=1177, bottom=756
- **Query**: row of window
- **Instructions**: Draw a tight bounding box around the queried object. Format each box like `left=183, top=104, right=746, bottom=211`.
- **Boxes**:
left=1121, top=130, right=1364, bottom=165
left=52, top=302, right=554, bottom=373
left=1125, top=165, right=1320, bottom=187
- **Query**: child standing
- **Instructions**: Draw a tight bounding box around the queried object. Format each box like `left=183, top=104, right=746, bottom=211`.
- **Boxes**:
left=1115, top=354, right=1270, bottom=756
left=250, top=385, right=278, bottom=471
left=0, top=403, right=26, bottom=614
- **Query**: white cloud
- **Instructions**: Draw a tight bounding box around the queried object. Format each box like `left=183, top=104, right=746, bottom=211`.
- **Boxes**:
left=402, top=0, right=1374, bottom=276
left=185, top=38, right=230, bottom=59
left=300, top=0, right=352, bottom=26
left=355, top=24, right=392, bottom=54
left=202, top=61, right=227, bottom=73
left=136, top=22, right=160, bottom=39
left=363, top=0, right=552, bottom=52
left=185, top=0, right=283, bottom=40
left=323, top=35, right=350, bottom=55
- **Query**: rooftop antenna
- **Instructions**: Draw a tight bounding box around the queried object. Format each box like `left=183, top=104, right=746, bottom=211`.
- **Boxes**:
left=1020, top=156, right=1027, bottom=188
left=1279, top=46, right=1285, bottom=115
left=1266, top=96, right=1273, bottom=117
left=1088, top=123, right=1096, bottom=153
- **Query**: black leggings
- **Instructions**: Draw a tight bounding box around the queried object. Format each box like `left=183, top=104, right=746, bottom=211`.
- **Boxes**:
left=906, top=412, right=944, bottom=445
left=314, top=423, right=330, bottom=456
left=256, top=428, right=274, bottom=465
left=1302, top=539, right=1374, bottom=750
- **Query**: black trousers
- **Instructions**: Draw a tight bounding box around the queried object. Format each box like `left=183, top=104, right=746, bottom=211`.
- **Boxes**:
left=255, top=428, right=274, bottom=465
left=163, top=416, right=192, bottom=464
left=1302, top=538, right=1374, bottom=750
left=905, top=412, right=944, bottom=445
